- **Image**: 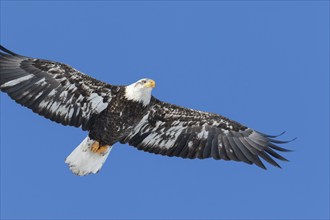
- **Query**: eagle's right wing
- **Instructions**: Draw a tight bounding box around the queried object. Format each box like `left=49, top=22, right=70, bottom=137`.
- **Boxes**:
left=0, top=46, right=115, bottom=130
left=122, top=98, right=292, bottom=169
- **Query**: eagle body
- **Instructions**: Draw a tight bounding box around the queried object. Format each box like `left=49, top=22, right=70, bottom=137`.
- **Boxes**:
left=0, top=45, right=293, bottom=176
left=89, top=87, right=149, bottom=146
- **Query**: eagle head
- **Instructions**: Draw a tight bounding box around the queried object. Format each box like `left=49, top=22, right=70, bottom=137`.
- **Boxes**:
left=125, top=78, right=156, bottom=106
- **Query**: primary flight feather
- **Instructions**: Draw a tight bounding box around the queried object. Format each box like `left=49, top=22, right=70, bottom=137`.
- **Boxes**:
left=0, top=45, right=292, bottom=176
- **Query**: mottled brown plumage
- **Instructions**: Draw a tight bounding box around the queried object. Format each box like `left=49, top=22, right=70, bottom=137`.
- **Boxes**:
left=0, top=45, right=293, bottom=175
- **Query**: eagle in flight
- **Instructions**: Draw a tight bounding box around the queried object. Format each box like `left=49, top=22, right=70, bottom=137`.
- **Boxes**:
left=0, top=45, right=293, bottom=176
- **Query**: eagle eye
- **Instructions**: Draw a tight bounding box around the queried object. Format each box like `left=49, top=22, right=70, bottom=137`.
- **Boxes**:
left=141, top=80, right=147, bottom=84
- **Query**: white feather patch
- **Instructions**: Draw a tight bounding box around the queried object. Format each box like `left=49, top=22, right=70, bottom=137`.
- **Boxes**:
left=1, top=74, right=34, bottom=88
left=65, top=136, right=112, bottom=176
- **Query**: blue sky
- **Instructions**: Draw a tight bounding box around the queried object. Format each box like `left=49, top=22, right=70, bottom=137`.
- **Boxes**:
left=0, top=1, right=329, bottom=219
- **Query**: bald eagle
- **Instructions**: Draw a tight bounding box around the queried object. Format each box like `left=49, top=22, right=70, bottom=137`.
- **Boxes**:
left=0, top=45, right=293, bottom=176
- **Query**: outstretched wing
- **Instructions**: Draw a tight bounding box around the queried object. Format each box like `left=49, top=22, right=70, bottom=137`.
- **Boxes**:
left=121, top=97, right=291, bottom=169
left=0, top=46, right=115, bottom=130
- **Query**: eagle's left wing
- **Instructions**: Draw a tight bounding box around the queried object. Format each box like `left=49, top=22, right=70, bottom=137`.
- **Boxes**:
left=121, top=97, right=291, bottom=169
left=0, top=46, right=115, bottom=130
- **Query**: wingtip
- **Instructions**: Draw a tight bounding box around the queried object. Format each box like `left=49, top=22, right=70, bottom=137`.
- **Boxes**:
left=259, top=131, right=286, bottom=138
left=283, top=158, right=290, bottom=162
left=291, top=137, right=297, bottom=142
left=269, top=137, right=297, bottom=144
left=257, top=163, right=267, bottom=170
left=0, top=45, right=20, bottom=56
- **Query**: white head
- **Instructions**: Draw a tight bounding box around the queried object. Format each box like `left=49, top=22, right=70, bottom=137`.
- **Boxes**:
left=125, top=78, right=156, bottom=106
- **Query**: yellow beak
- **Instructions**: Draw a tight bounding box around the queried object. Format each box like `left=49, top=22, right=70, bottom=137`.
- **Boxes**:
left=145, top=79, right=156, bottom=88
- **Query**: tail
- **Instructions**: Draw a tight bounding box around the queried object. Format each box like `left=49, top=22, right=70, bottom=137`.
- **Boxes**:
left=65, top=137, right=112, bottom=176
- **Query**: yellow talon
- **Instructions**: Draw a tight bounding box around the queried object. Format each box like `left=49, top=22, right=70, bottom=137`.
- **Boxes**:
left=91, top=141, right=100, bottom=153
left=97, top=145, right=109, bottom=154
left=91, top=141, right=109, bottom=155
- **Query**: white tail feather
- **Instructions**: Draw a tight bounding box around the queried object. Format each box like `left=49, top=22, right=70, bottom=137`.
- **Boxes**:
left=65, top=137, right=112, bottom=176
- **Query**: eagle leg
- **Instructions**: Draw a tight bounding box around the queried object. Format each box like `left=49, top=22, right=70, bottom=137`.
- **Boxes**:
left=91, top=141, right=110, bottom=155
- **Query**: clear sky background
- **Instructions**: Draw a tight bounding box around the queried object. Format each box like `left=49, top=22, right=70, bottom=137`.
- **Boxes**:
left=0, top=1, right=329, bottom=219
